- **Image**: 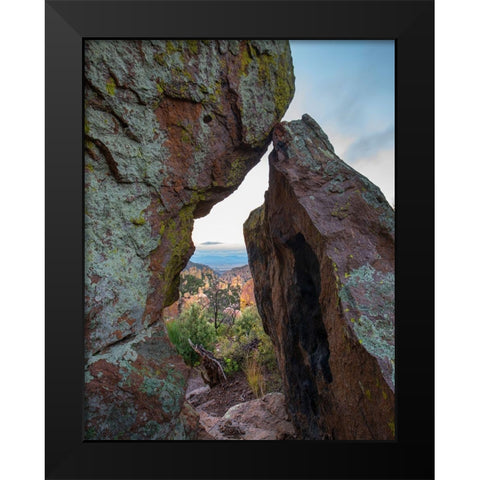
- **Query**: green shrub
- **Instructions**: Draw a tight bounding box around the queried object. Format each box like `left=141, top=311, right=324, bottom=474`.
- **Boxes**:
left=234, top=306, right=257, bottom=336
left=166, top=319, right=182, bottom=351
left=216, top=306, right=278, bottom=377
left=166, top=303, right=216, bottom=366
left=223, top=357, right=240, bottom=375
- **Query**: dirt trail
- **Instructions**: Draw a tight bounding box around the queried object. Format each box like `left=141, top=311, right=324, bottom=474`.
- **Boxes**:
left=186, top=369, right=296, bottom=440
left=187, top=370, right=255, bottom=417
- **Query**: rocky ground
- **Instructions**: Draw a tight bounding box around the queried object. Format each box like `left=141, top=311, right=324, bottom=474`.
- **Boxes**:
left=186, top=370, right=296, bottom=440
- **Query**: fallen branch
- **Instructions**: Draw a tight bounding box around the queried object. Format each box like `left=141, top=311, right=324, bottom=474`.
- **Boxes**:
left=188, top=338, right=227, bottom=387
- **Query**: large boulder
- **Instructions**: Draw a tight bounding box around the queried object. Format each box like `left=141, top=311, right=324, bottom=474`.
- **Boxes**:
left=84, top=40, right=294, bottom=439
left=205, top=393, right=296, bottom=440
left=244, top=114, right=395, bottom=440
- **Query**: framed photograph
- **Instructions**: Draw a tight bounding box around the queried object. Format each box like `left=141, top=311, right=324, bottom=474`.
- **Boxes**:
left=46, top=0, right=433, bottom=478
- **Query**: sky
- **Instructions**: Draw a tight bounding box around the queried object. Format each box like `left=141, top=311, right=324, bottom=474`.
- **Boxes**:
left=192, top=40, right=395, bottom=246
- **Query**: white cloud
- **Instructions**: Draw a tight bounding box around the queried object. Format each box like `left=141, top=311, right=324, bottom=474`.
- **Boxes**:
left=327, top=129, right=357, bottom=158
left=349, top=148, right=395, bottom=207
left=192, top=151, right=270, bottom=245
left=283, top=88, right=308, bottom=122
left=282, top=88, right=358, bottom=158
left=192, top=143, right=395, bottom=248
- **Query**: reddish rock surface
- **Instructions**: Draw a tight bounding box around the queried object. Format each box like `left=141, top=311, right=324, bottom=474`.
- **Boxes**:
left=84, top=40, right=294, bottom=439
left=162, top=301, right=179, bottom=321
left=240, top=278, right=256, bottom=310
left=220, top=265, right=252, bottom=285
left=84, top=326, right=200, bottom=440
left=244, top=114, right=395, bottom=440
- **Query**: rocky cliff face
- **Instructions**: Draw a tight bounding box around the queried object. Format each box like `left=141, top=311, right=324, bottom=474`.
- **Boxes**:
left=84, top=40, right=294, bottom=439
left=244, top=115, right=395, bottom=440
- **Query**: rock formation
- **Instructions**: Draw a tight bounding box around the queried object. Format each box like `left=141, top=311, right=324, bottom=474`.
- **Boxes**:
left=205, top=393, right=296, bottom=440
left=84, top=40, right=294, bottom=439
left=244, top=114, right=395, bottom=440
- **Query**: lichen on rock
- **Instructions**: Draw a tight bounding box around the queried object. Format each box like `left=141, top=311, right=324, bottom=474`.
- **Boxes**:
left=84, top=40, right=294, bottom=439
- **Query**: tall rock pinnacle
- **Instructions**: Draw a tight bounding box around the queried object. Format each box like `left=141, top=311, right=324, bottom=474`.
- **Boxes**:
left=244, top=114, right=395, bottom=440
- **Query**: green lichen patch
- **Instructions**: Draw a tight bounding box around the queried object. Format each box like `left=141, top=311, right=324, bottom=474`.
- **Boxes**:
left=358, top=177, right=394, bottom=234
left=239, top=43, right=253, bottom=76
left=244, top=204, right=265, bottom=232
left=160, top=205, right=196, bottom=306
left=379, top=210, right=395, bottom=235
left=331, top=200, right=351, bottom=219
left=237, top=40, right=295, bottom=147
left=226, top=157, right=247, bottom=186
left=339, top=264, right=395, bottom=388
left=84, top=171, right=156, bottom=353
left=130, top=215, right=146, bottom=226
left=185, top=39, right=199, bottom=55
left=106, top=77, right=116, bottom=96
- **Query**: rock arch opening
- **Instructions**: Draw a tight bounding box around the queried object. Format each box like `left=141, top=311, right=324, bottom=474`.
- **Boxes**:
left=192, top=149, right=271, bottom=249
left=162, top=147, right=297, bottom=439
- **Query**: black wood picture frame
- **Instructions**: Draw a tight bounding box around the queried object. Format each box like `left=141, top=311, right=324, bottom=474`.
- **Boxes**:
left=46, top=1, right=434, bottom=478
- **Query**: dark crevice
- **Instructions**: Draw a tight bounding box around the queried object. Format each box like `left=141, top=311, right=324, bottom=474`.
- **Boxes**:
left=285, top=233, right=332, bottom=384
left=282, top=232, right=333, bottom=438
left=107, top=67, right=148, bottom=107
left=85, top=134, right=122, bottom=182
left=222, top=75, right=243, bottom=144
left=92, top=331, right=136, bottom=357
left=85, top=79, right=142, bottom=143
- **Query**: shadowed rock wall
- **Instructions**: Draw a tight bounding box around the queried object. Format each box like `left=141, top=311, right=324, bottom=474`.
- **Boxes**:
left=244, top=114, right=395, bottom=440
left=84, top=40, right=294, bottom=439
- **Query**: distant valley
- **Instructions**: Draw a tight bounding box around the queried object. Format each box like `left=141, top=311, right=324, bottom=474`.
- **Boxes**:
left=190, top=243, right=249, bottom=273
left=163, top=260, right=255, bottom=320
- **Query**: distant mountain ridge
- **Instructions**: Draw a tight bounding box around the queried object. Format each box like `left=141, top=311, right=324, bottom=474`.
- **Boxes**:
left=220, top=264, right=251, bottom=283
left=185, top=261, right=251, bottom=278
left=185, top=260, right=217, bottom=273
left=184, top=261, right=251, bottom=282
left=190, top=244, right=248, bottom=273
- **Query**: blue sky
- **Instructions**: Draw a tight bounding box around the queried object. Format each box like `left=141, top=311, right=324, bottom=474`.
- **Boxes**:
left=192, top=40, right=395, bottom=245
